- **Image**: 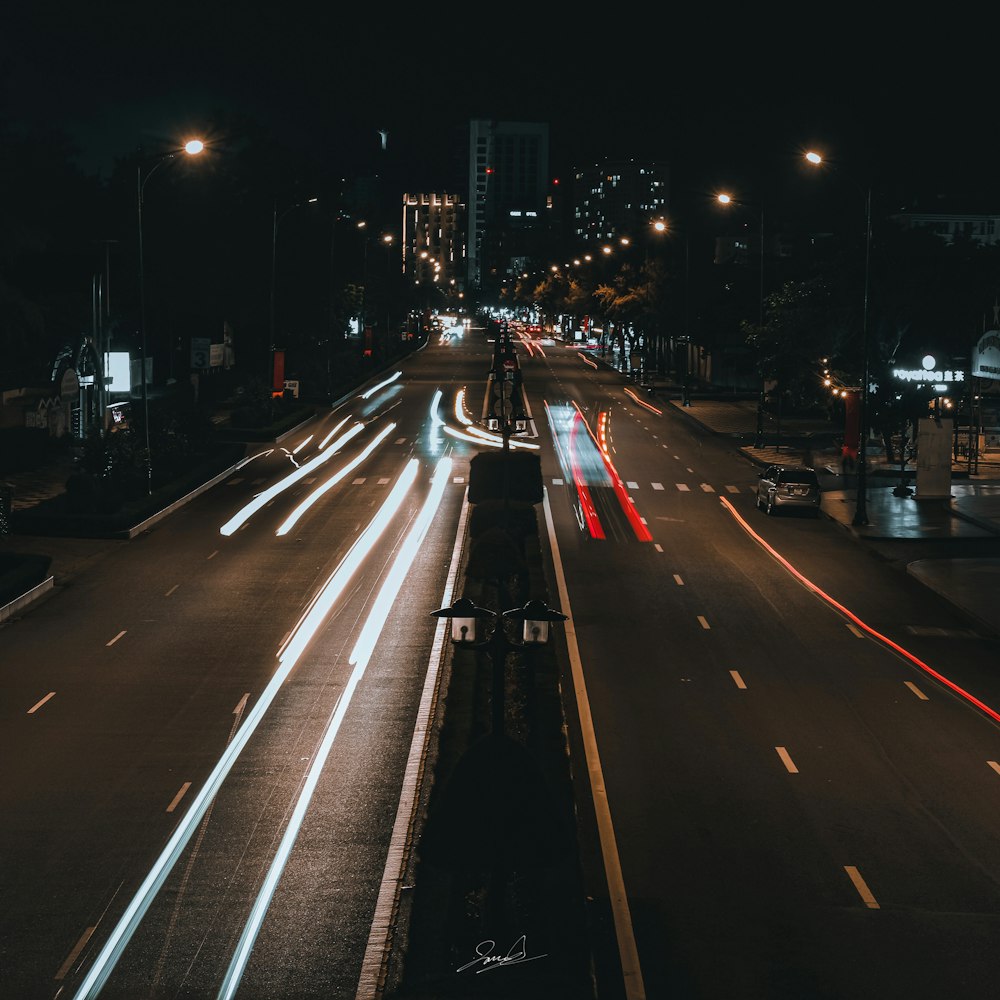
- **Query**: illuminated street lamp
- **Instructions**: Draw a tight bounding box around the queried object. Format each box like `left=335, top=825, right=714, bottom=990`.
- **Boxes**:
left=805, top=150, right=872, bottom=526
left=717, top=191, right=767, bottom=446
left=432, top=597, right=567, bottom=734
left=137, top=138, right=205, bottom=494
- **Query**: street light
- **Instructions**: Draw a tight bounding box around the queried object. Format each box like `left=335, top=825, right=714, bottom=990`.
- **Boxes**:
left=382, top=234, right=393, bottom=360
left=431, top=597, right=567, bottom=735
left=137, top=138, right=205, bottom=494
left=805, top=150, right=872, bottom=526
left=717, top=191, right=767, bottom=446
left=269, top=196, right=319, bottom=391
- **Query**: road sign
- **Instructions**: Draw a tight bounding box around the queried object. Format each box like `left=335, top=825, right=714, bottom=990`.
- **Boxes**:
left=191, top=337, right=210, bottom=369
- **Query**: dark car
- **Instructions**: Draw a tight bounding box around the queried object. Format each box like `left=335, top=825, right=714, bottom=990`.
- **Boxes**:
left=755, top=464, right=822, bottom=516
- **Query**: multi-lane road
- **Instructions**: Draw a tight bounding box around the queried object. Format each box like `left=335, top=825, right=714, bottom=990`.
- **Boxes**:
left=3, top=328, right=1000, bottom=999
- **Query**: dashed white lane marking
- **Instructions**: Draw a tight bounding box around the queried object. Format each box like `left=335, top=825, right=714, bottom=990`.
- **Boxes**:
left=206, top=550, right=218, bottom=560
left=252, top=477, right=266, bottom=485
left=776, top=747, right=799, bottom=773
left=55, top=926, right=96, bottom=980
left=304, top=477, right=316, bottom=484
left=627, top=481, right=639, bottom=489
left=106, top=630, right=126, bottom=647
left=377, top=477, right=391, bottom=485
left=673, top=574, right=684, bottom=586
left=676, top=484, right=690, bottom=492
left=654, top=543, right=663, bottom=552
left=687, top=467, right=695, bottom=473
left=844, top=866, right=879, bottom=908
left=905, top=681, right=929, bottom=700
left=673, top=455, right=681, bottom=460
left=846, top=623, right=865, bottom=638
left=553, top=477, right=564, bottom=485
left=394, top=437, right=406, bottom=444
left=453, top=476, right=465, bottom=484
left=27, top=692, right=56, bottom=714
left=164, top=584, right=179, bottom=597
left=700, top=484, right=715, bottom=493
left=697, top=615, right=710, bottom=630
left=353, top=478, right=366, bottom=485
left=652, top=482, right=664, bottom=490
left=726, top=485, right=740, bottom=493
left=730, top=670, right=747, bottom=689
left=166, top=781, right=192, bottom=813
left=988, top=761, right=1000, bottom=776
left=226, top=479, right=244, bottom=486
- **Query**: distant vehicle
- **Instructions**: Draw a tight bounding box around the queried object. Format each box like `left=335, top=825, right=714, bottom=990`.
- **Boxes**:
left=755, top=465, right=822, bottom=516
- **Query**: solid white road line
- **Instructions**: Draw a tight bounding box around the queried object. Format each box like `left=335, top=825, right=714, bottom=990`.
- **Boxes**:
left=775, top=747, right=799, bottom=773
left=166, top=782, right=192, bottom=813
left=904, top=681, right=929, bottom=700
left=106, top=631, right=126, bottom=647
left=541, top=489, right=646, bottom=1000
left=844, top=866, right=879, bottom=908
left=27, top=691, right=56, bottom=714
left=730, top=670, right=747, bottom=689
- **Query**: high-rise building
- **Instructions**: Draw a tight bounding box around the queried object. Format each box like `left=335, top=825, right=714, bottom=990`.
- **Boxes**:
left=402, top=193, right=466, bottom=305
left=468, top=120, right=550, bottom=295
left=572, top=159, right=670, bottom=244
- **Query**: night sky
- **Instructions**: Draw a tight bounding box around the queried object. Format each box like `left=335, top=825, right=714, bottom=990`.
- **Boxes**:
left=3, top=9, right=996, bottom=209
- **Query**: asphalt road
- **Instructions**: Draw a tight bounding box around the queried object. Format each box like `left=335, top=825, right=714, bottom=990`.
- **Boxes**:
left=530, top=339, right=1000, bottom=999
left=0, top=339, right=493, bottom=999
left=5, top=330, right=1000, bottom=1000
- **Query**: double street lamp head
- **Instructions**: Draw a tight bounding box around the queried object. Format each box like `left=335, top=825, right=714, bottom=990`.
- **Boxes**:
left=432, top=597, right=568, bottom=647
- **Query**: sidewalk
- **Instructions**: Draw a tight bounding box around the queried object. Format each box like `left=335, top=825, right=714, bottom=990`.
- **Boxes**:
left=660, top=397, right=1000, bottom=637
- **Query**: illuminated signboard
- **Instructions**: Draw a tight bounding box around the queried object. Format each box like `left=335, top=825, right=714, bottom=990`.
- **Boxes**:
left=104, top=352, right=132, bottom=392
left=973, top=330, right=1000, bottom=378
left=892, top=355, right=966, bottom=384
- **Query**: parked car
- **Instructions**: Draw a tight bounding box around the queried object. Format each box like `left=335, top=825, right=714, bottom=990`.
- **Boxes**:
left=755, top=464, right=822, bottom=516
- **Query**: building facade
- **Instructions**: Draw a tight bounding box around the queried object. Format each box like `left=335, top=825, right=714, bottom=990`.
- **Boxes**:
left=467, top=120, right=550, bottom=294
left=572, top=159, right=670, bottom=244
left=402, top=192, right=466, bottom=305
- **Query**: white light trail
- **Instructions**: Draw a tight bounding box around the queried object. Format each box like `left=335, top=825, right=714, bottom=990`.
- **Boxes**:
left=277, top=460, right=418, bottom=667
left=350, top=456, right=452, bottom=669
left=217, top=460, right=434, bottom=999
left=319, top=417, right=350, bottom=449
left=429, top=388, right=445, bottom=426
left=291, top=435, right=313, bottom=455
left=360, top=371, right=402, bottom=399
left=70, top=462, right=419, bottom=1000
left=454, top=388, right=473, bottom=425
left=219, top=423, right=365, bottom=535
left=275, top=423, right=396, bottom=535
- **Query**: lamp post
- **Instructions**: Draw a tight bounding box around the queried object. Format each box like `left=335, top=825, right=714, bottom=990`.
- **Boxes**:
left=137, top=138, right=205, bottom=494
left=717, top=192, right=767, bottom=446
left=382, top=233, right=393, bottom=360
left=431, top=597, right=568, bottom=736
left=806, top=151, right=872, bottom=526
left=269, top=196, right=319, bottom=391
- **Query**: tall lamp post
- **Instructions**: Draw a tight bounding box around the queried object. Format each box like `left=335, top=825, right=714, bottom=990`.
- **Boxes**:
left=717, top=192, right=767, bottom=446
left=137, top=138, right=205, bottom=494
left=806, top=150, right=872, bottom=526
left=382, top=233, right=393, bottom=360
left=269, top=196, right=319, bottom=390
